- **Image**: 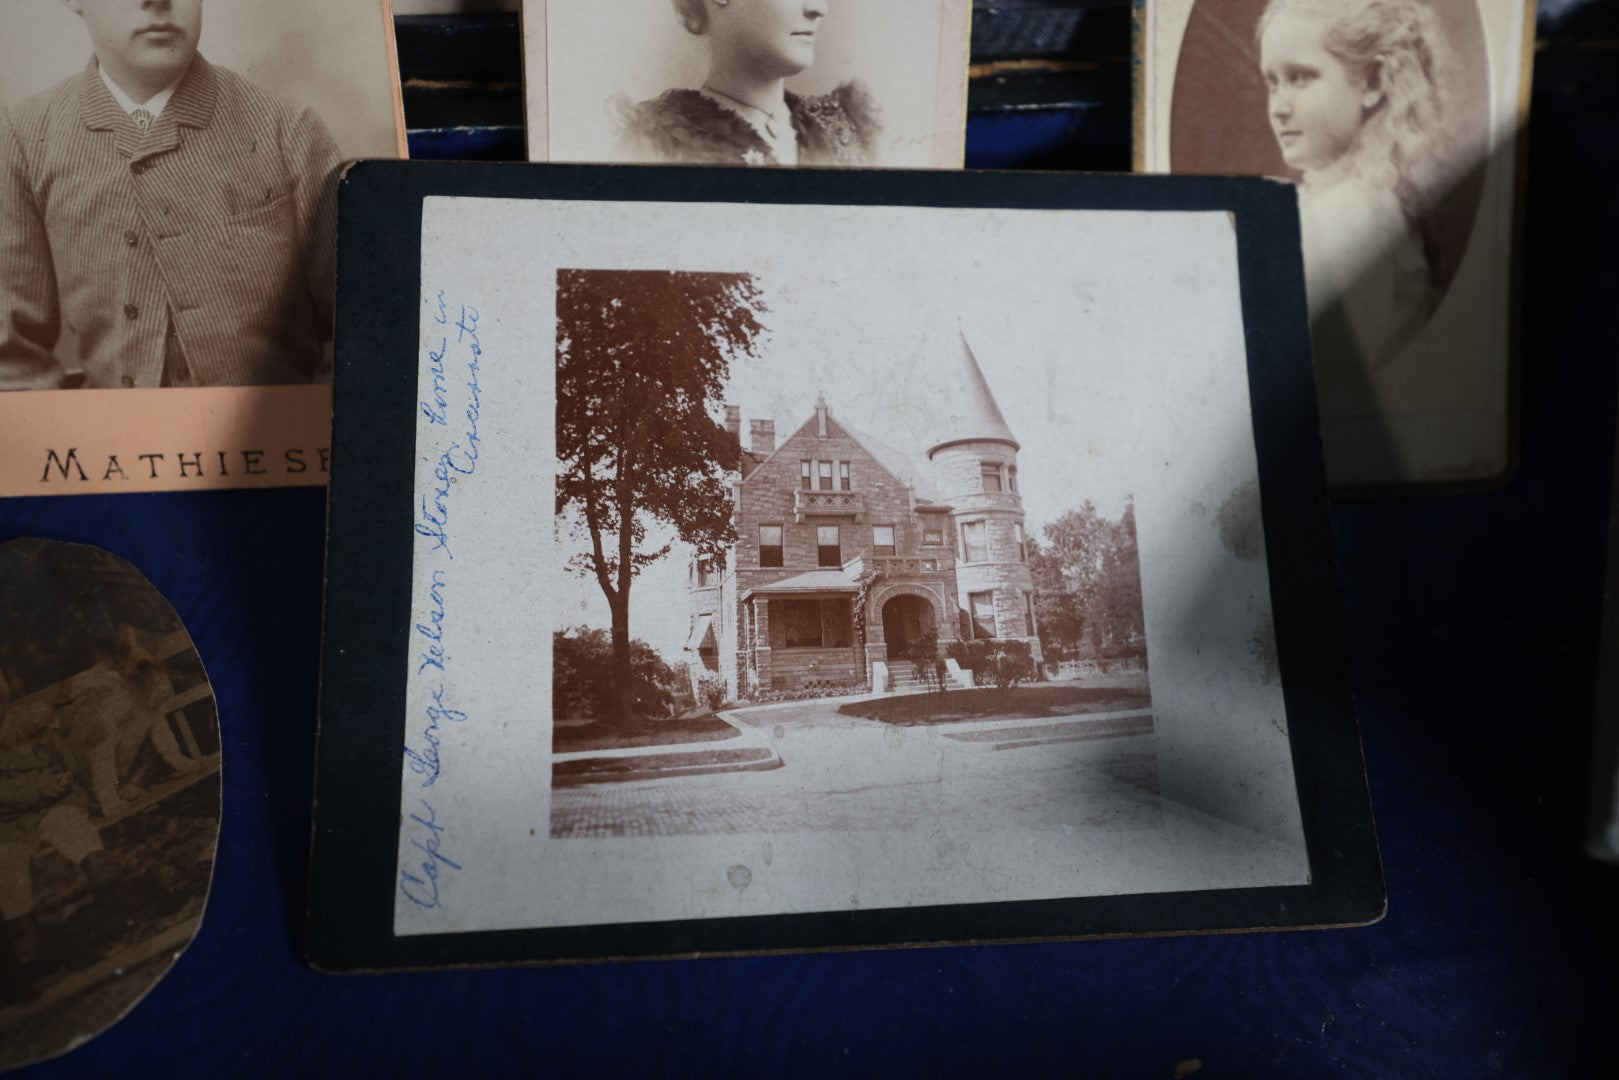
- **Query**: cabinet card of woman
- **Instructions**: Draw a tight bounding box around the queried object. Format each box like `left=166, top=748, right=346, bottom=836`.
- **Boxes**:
left=616, top=0, right=879, bottom=166
left=1258, top=0, right=1457, bottom=381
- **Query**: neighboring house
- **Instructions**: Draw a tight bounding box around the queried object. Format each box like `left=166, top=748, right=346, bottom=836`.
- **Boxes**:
left=687, top=335, right=1041, bottom=699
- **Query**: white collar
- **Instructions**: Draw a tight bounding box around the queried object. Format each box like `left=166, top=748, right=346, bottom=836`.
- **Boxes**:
left=98, top=62, right=184, bottom=119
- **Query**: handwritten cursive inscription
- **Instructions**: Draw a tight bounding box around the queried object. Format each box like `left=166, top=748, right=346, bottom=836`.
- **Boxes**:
left=400, top=291, right=487, bottom=914
left=403, top=684, right=468, bottom=787
left=416, top=569, right=448, bottom=676
left=398, top=799, right=462, bottom=909
left=413, top=302, right=483, bottom=559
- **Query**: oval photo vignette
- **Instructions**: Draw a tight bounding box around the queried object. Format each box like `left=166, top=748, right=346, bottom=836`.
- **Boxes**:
left=1168, top=0, right=1491, bottom=303
left=0, top=539, right=221, bottom=1070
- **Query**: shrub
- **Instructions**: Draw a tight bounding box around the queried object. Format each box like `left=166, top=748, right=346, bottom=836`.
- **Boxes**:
left=899, top=630, right=948, bottom=691
left=697, top=672, right=727, bottom=712
left=552, top=627, right=680, bottom=720
left=945, top=639, right=1036, bottom=691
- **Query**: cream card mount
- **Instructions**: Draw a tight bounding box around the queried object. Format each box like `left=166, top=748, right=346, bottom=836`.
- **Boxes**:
left=1134, top=0, right=1535, bottom=492
left=520, top=0, right=972, bottom=169
left=308, top=162, right=1382, bottom=970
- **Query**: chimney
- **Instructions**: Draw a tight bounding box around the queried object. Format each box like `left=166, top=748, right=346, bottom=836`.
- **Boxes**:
left=724, top=404, right=741, bottom=439
left=749, top=419, right=775, bottom=455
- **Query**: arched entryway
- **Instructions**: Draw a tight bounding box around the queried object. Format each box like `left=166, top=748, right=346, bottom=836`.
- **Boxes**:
left=881, top=594, right=937, bottom=657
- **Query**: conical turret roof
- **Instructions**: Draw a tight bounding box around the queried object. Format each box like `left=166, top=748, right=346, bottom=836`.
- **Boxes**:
left=926, top=334, right=1019, bottom=458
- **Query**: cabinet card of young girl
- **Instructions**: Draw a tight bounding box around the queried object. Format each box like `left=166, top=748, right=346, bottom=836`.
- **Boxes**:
left=521, top=1, right=972, bottom=168
left=1136, top=0, right=1534, bottom=491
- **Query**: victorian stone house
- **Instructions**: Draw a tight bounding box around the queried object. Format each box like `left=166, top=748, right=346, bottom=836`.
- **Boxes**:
left=687, top=336, right=1042, bottom=699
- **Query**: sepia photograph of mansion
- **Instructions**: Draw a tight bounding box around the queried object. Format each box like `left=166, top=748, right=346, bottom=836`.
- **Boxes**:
left=687, top=336, right=1043, bottom=699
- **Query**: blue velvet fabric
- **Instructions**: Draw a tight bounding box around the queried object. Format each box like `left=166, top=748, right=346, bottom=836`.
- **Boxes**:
left=7, top=26, right=1619, bottom=1080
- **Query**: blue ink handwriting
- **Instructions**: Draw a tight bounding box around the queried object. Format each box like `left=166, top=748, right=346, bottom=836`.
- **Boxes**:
left=398, top=798, right=461, bottom=909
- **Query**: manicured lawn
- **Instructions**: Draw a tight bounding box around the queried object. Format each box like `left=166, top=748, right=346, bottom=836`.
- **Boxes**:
left=552, top=746, right=777, bottom=786
left=836, top=685, right=1151, bottom=727
left=553, top=712, right=740, bottom=754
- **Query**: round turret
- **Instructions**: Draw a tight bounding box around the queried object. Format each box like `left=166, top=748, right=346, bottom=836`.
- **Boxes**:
left=929, top=336, right=1041, bottom=658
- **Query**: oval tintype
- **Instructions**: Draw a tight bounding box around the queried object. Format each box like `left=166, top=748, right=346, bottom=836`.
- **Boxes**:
left=0, top=539, right=220, bottom=1069
left=1169, top=0, right=1490, bottom=343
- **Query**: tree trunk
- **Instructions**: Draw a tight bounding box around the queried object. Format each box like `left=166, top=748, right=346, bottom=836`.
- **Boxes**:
left=607, top=591, right=631, bottom=724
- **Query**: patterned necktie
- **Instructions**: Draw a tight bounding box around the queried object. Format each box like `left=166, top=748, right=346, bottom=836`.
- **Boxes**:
left=131, top=108, right=153, bottom=133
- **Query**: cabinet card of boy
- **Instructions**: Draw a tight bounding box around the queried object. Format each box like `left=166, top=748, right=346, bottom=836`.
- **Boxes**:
left=1135, top=0, right=1535, bottom=491
left=522, top=1, right=972, bottom=168
left=0, top=0, right=407, bottom=497
left=306, top=162, right=1382, bottom=969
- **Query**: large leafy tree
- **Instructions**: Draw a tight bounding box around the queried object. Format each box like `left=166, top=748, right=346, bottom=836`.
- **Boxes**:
left=1035, top=500, right=1145, bottom=660
left=555, top=269, right=767, bottom=721
left=1027, top=535, right=1086, bottom=659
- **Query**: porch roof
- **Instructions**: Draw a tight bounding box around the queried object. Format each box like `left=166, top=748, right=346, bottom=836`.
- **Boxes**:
left=740, top=568, right=858, bottom=602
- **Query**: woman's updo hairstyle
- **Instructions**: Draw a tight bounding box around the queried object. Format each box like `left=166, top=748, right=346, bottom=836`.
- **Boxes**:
left=671, top=0, right=710, bottom=35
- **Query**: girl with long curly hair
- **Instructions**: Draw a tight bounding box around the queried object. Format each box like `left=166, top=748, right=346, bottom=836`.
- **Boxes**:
left=1259, top=0, right=1458, bottom=376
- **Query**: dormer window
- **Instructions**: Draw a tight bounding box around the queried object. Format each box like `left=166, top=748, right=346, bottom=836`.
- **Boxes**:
left=839, top=461, right=851, bottom=491
left=800, top=460, right=812, bottom=490
left=980, top=463, right=1003, bottom=492
left=818, top=461, right=834, bottom=491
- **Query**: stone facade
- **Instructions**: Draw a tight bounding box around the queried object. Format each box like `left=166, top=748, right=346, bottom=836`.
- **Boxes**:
left=687, top=338, right=1044, bottom=701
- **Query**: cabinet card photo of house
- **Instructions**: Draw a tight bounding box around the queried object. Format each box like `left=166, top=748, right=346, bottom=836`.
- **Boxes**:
left=392, top=194, right=1320, bottom=939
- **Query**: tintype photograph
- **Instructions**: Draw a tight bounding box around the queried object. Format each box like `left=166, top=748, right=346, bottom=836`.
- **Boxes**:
left=0, top=0, right=405, bottom=392
left=523, top=1, right=972, bottom=167
left=1136, top=0, right=1534, bottom=489
left=381, top=187, right=1323, bottom=943
left=0, top=539, right=219, bottom=1070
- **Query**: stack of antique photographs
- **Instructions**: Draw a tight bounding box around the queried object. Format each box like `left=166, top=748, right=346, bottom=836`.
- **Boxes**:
left=3, top=0, right=1542, bottom=971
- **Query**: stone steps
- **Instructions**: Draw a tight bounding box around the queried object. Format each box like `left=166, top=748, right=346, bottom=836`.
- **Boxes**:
left=886, top=661, right=970, bottom=694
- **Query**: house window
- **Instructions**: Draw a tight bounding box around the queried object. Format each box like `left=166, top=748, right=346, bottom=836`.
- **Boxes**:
left=980, top=463, right=1003, bottom=492
left=759, top=525, right=783, bottom=568
left=695, top=557, right=718, bottom=587
left=1014, top=523, right=1026, bottom=562
left=970, top=591, right=997, bottom=639
left=873, top=525, right=896, bottom=557
left=817, top=525, right=841, bottom=567
left=769, top=598, right=852, bottom=649
left=1024, top=593, right=1037, bottom=636
left=922, top=523, right=944, bottom=545
left=800, top=460, right=812, bottom=490
left=839, top=461, right=851, bottom=491
left=818, top=461, right=834, bottom=491
left=961, top=521, right=988, bottom=564
left=1009, top=465, right=1019, bottom=492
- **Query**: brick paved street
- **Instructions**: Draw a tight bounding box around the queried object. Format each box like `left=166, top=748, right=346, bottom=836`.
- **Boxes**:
left=550, top=703, right=1159, bottom=838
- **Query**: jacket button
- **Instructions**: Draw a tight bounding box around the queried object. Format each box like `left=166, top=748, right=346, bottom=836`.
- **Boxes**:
left=131, top=161, right=147, bottom=175
left=120, top=375, right=135, bottom=387
left=123, top=303, right=139, bottom=320
left=123, top=229, right=139, bottom=247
